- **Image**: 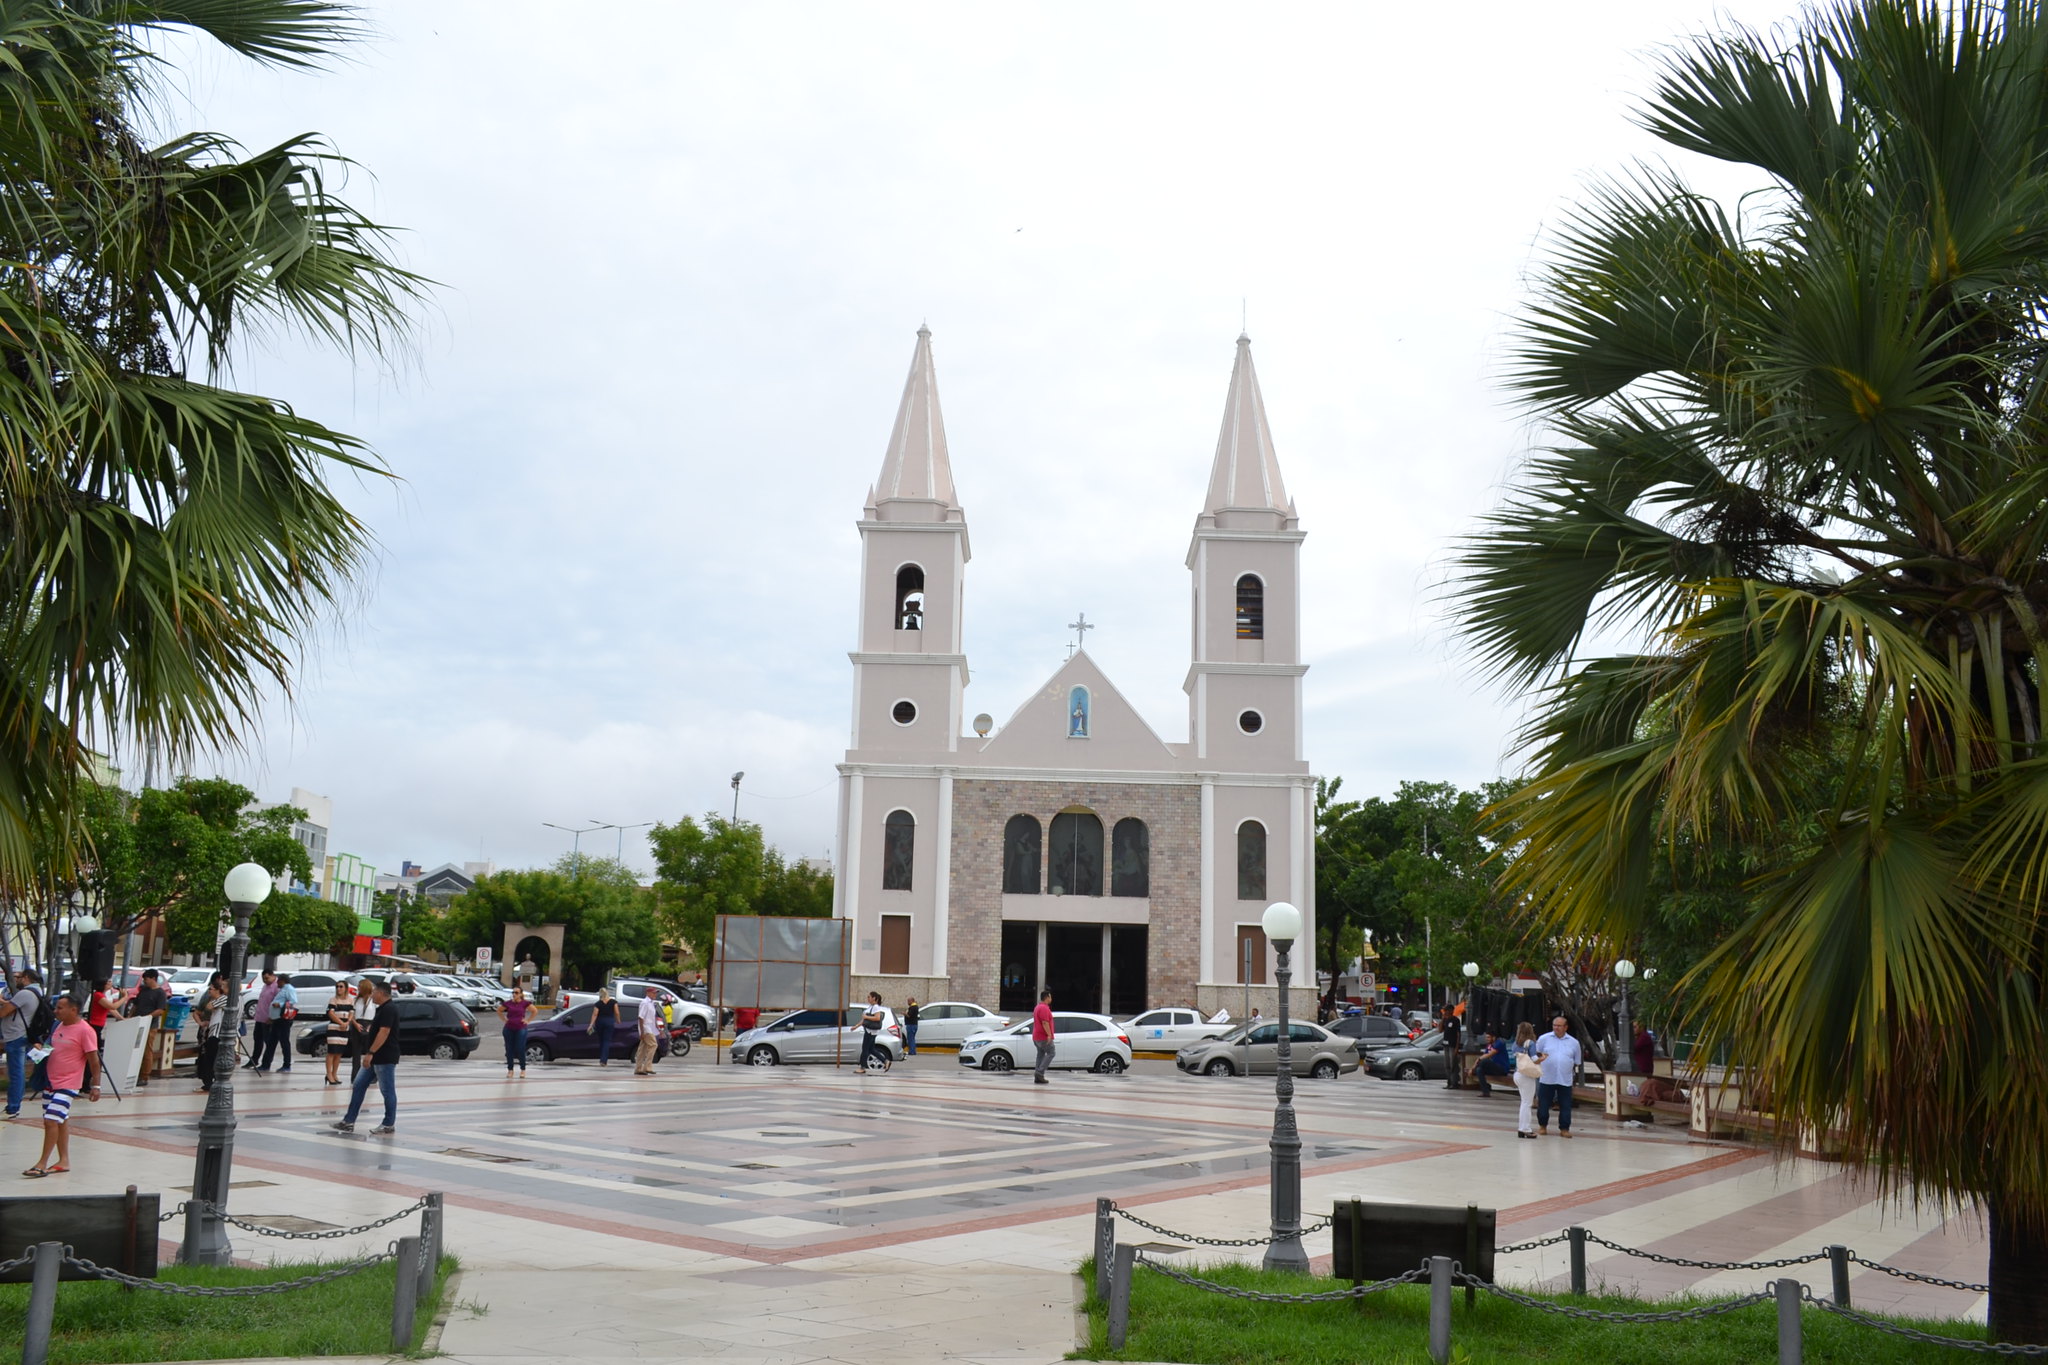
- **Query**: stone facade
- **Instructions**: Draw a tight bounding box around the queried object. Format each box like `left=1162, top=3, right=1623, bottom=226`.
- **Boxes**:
left=949, top=777, right=1200, bottom=1009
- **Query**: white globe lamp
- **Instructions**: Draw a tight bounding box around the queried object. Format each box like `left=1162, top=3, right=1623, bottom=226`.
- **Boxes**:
left=1614, top=958, right=1636, bottom=980
left=223, top=863, right=273, bottom=905
left=1260, top=901, right=1303, bottom=945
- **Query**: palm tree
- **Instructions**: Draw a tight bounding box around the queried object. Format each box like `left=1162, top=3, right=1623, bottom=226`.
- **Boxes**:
left=1455, top=2, right=2048, bottom=1343
left=0, top=3, right=422, bottom=891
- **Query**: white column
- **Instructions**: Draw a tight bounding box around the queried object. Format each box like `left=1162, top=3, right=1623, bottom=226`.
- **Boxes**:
left=844, top=773, right=865, bottom=934
left=1100, top=924, right=1112, bottom=1014
left=1199, top=776, right=1215, bottom=982
left=1293, top=779, right=1314, bottom=979
left=933, top=772, right=953, bottom=978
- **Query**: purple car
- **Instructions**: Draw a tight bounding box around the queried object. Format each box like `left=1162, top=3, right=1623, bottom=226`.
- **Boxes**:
left=520, top=1002, right=673, bottom=1065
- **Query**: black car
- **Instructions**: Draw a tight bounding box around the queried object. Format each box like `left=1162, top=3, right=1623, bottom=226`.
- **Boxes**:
left=1327, top=1013, right=1416, bottom=1052
left=295, top=997, right=483, bottom=1060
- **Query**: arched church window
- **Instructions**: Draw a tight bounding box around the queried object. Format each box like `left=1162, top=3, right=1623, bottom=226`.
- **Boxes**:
left=1236, top=820, right=1267, bottom=900
left=1003, top=815, right=1042, bottom=894
left=1068, top=686, right=1091, bottom=738
left=1236, top=575, right=1264, bottom=639
left=895, top=564, right=926, bottom=631
left=882, top=810, right=915, bottom=890
left=1111, top=818, right=1149, bottom=898
left=1047, top=810, right=1103, bottom=896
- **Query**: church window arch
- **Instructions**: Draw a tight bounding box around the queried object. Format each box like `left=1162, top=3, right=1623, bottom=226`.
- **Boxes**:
left=1003, top=815, right=1042, bottom=894
left=1068, top=686, right=1091, bottom=738
left=1048, top=809, right=1103, bottom=896
left=1236, top=574, right=1264, bottom=639
left=895, top=563, right=926, bottom=631
left=1111, top=818, right=1149, bottom=898
left=1236, top=820, right=1267, bottom=900
left=882, top=810, right=915, bottom=890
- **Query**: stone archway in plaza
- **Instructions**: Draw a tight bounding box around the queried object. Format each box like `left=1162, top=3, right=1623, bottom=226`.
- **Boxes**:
left=500, top=921, right=565, bottom=991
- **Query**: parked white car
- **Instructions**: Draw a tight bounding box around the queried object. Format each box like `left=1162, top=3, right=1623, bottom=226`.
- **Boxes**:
left=164, top=967, right=215, bottom=1000
left=958, top=1012, right=1131, bottom=1074
left=906, top=1001, right=1009, bottom=1047
left=1120, top=1006, right=1233, bottom=1051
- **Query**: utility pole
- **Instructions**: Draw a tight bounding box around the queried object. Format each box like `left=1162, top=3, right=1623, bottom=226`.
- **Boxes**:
left=543, top=821, right=604, bottom=879
left=730, top=772, right=744, bottom=824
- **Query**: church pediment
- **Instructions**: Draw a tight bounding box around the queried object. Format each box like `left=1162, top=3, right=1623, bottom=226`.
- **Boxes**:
left=976, top=650, right=1177, bottom=768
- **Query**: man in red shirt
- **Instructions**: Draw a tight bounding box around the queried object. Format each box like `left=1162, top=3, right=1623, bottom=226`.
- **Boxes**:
left=1031, top=989, right=1055, bottom=1085
left=25, top=994, right=99, bottom=1177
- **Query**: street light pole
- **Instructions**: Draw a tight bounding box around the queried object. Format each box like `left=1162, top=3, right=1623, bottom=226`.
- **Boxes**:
left=1613, top=958, right=1637, bottom=1073
left=1261, top=900, right=1308, bottom=1272
left=594, top=821, right=654, bottom=866
left=730, top=772, right=745, bottom=824
left=543, top=821, right=604, bottom=879
left=182, top=862, right=271, bottom=1265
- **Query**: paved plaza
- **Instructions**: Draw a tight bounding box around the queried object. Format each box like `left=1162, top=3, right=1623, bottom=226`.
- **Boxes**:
left=2, top=1048, right=1991, bottom=1363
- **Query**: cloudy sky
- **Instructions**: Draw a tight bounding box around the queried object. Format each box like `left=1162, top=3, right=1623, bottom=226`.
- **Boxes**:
left=156, top=0, right=1806, bottom=880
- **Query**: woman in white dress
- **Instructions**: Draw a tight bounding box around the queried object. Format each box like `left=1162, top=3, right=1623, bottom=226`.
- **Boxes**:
left=1513, top=1021, right=1541, bottom=1139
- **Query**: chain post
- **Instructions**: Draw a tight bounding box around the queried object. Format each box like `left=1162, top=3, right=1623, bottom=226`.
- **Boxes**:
left=1106, top=1243, right=1136, bottom=1350
left=1427, top=1256, right=1453, bottom=1365
left=1776, top=1277, right=1803, bottom=1364
left=391, top=1236, right=422, bottom=1351
left=1095, top=1199, right=1114, bottom=1301
left=23, top=1241, right=62, bottom=1365
left=1827, top=1245, right=1850, bottom=1308
left=415, top=1202, right=435, bottom=1305
left=1568, top=1226, right=1587, bottom=1296
left=426, top=1193, right=445, bottom=1279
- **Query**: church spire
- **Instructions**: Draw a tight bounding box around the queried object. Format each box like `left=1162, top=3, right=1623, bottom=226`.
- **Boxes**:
left=874, top=325, right=960, bottom=512
left=1200, top=333, right=1292, bottom=526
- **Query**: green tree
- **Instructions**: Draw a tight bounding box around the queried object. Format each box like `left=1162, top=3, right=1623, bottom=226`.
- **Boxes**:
left=1452, top=1, right=2048, bottom=1338
left=647, top=814, right=767, bottom=961
left=441, top=857, right=662, bottom=987
left=758, top=849, right=833, bottom=919
left=0, top=2, right=424, bottom=894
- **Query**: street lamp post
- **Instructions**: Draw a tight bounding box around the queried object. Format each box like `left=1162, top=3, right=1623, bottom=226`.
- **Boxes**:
left=1261, top=900, right=1308, bottom=1272
left=595, top=821, right=654, bottom=866
left=543, top=821, right=604, bottom=879
left=730, top=772, right=745, bottom=823
left=1613, top=958, right=1637, bottom=1073
left=182, top=862, right=270, bottom=1265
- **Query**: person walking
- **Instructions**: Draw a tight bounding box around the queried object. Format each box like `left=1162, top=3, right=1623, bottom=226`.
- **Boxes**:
left=126, top=969, right=170, bottom=1083
left=1472, top=1028, right=1512, bottom=1097
left=1441, top=1006, right=1464, bottom=1090
left=1, top=967, right=46, bottom=1119
left=265, top=973, right=298, bottom=1073
left=24, top=995, right=99, bottom=1176
left=334, top=981, right=399, bottom=1135
left=903, top=997, right=920, bottom=1057
left=1533, top=1015, right=1583, bottom=1138
left=632, top=989, right=661, bottom=1075
left=856, top=992, right=888, bottom=1073
left=1031, top=989, right=1055, bottom=1085
left=1511, top=1022, right=1541, bottom=1139
left=502, top=986, right=531, bottom=1076
left=323, top=985, right=356, bottom=1086
left=244, top=971, right=279, bottom=1070
left=192, top=972, right=230, bottom=1093
left=590, top=988, right=619, bottom=1066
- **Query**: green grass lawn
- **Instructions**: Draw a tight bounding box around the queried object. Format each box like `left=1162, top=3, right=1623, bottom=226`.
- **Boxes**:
left=0, top=1255, right=457, bottom=1364
left=1074, top=1257, right=1997, bottom=1364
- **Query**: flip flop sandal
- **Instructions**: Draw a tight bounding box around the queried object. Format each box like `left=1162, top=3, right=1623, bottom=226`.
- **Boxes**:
left=43, top=1166, right=67, bottom=1174
left=22, top=1167, right=47, bottom=1178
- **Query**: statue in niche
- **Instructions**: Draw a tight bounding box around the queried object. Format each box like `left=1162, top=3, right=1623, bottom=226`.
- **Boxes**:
left=1068, top=686, right=1090, bottom=738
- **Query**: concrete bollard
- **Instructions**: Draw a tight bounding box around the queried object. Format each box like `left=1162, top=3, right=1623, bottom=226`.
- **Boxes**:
left=1427, top=1256, right=1453, bottom=1365
left=22, top=1241, right=62, bottom=1365
left=1776, top=1276, right=1803, bottom=1364
left=1568, top=1225, right=1587, bottom=1297
left=1106, top=1243, right=1136, bottom=1350
left=415, top=1198, right=438, bottom=1304
left=391, top=1236, right=422, bottom=1352
left=1095, top=1198, right=1114, bottom=1301
left=1827, top=1245, right=1850, bottom=1307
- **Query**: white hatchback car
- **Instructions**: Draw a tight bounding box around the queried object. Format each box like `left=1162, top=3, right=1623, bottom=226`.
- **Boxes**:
left=958, top=1012, right=1132, bottom=1074
left=907, top=1001, right=1010, bottom=1048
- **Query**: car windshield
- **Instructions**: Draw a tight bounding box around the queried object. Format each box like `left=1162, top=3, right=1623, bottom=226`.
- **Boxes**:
left=170, top=969, right=211, bottom=984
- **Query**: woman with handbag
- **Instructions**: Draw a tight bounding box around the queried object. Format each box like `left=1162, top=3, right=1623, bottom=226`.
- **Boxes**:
left=1512, top=1022, right=1542, bottom=1139
left=589, top=988, right=620, bottom=1066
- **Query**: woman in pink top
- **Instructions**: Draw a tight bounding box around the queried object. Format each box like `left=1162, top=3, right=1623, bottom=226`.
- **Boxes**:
left=502, top=987, right=531, bottom=1076
left=26, top=995, right=99, bottom=1177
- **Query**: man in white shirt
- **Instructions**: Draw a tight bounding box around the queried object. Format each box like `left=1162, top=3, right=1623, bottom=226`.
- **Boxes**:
left=633, top=991, right=662, bottom=1075
left=1532, top=1015, right=1583, bottom=1137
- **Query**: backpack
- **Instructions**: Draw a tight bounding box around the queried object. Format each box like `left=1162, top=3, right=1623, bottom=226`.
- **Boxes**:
left=20, top=986, right=54, bottom=1045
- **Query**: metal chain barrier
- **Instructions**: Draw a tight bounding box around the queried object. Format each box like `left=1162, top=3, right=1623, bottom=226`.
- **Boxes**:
left=1802, top=1285, right=2048, bottom=1356
left=1845, top=1253, right=1991, bottom=1295
left=1456, top=1269, right=1776, bottom=1323
left=1137, top=1253, right=1429, bottom=1302
left=1111, top=1201, right=1332, bottom=1248
left=61, top=1245, right=397, bottom=1296
left=0, top=1250, right=34, bottom=1276
left=155, top=1196, right=432, bottom=1240
left=1496, top=1233, right=1569, bottom=1254
left=1580, top=1231, right=1827, bottom=1272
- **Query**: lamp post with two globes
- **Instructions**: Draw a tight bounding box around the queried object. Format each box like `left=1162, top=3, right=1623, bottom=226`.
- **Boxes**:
left=1260, top=900, right=1309, bottom=1272
left=181, top=862, right=271, bottom=1265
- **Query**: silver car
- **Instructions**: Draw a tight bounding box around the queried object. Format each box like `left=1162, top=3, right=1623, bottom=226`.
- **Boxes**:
left=736, top=1006, right=903, bottom=1067
left=1175, top=1020, right=1359, bottom=1078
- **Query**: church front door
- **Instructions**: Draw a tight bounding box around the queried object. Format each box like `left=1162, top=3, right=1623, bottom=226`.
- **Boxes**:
left=996, top=920, right=1148, bottom=1016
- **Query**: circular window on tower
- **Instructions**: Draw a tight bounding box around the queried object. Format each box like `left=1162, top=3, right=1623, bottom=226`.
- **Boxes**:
left=1238, top=709, right=1264, bottom=734
left=892, top=700, right=918, bottom=726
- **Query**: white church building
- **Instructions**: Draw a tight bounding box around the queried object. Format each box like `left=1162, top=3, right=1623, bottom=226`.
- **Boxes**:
left=835, top=328, right=1316, bottom=1019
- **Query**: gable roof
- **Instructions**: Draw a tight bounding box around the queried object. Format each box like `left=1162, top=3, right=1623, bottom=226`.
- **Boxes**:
left=975, top=649, right=1178, bottom=769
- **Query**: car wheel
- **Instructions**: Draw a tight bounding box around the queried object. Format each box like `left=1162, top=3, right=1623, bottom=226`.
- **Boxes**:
left=524, top=1041, right=553, bottom=1065
left=747, top=1045, right=779, bottom=1066
left=431, top=1040, right=460, bottom=1061
left=1092, top=1053, right=1127, bottom=1074
left=680, top=1018, right=706, bottom=1042
left=982, top=1050, right=1014, bottom=1073
left=1204, top=1058, right=1235, bottom=1077
left=1311, top=1059, right=1339, bottom=1080
left=1397, top=1062, right=1424, bottom=1081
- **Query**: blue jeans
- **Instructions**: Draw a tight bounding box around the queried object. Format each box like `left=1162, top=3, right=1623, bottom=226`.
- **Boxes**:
left=904, top=1023, right=919, bottom=1055
left=4, top=1036, right=25, bottom=1114
left=596, top=1022, right=615, bottom=1063
left=344, top=1063, right=397, bottom=1128
left=503, top=1026, right=527, bottom=1071
left=1537, top=1080, right=1573, bottom=1132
